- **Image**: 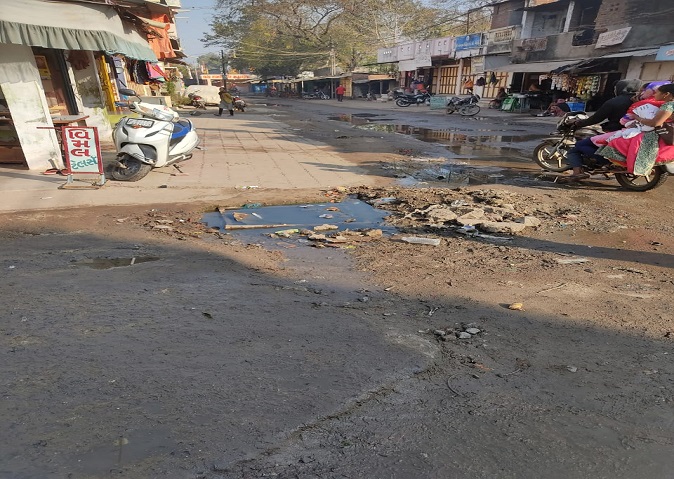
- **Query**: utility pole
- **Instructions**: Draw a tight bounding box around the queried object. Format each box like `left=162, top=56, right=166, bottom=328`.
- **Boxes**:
left=220, top=49, right=228, bottom=90
left=330, top=46, right=336, bottom=76
left=465, top=10, right=470, bottom=34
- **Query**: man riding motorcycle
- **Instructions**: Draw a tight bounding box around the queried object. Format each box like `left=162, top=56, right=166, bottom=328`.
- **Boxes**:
left=565, top=79, right=641, bottom=180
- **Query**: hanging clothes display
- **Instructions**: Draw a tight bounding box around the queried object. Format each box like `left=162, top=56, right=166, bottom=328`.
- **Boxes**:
left=146, top=63, right=166, bottom=82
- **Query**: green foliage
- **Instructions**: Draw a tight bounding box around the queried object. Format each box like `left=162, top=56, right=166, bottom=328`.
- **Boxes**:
left=204, top=0, right=495, bottom=76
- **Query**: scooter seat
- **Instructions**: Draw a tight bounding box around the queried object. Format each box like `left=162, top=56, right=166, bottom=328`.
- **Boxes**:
left=170, top=120, right=192, bottom=146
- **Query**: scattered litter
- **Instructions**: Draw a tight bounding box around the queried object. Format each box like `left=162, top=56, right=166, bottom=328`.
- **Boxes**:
left=8, top=265, right=16, bottom=269
left=358, top=296, right=370, bottom=303
left=40, top=197, right=53, bottom=200
left=313, top=224, right=339, bottom=232
left=325, top=207, right=340, bottom=211
left=202, top=312, right=213, bottom=319
left=251, top=212, right=263, bottom=219
left=236, top=185, right=259, bottom=190
left=555, top=257, right=590, bottom=264
left=274, top=228, right=300, bottom=237
left=225, top=223, right=293, bottom=230
left=233, top=212, right=249, bottom=222
left=371, top=197, right=398, bottom=206
left=566, top=366, right=578, bottom=373
left=158, top=184, right=168, bottom=189
left=400, top=236, right=441, bottom=246
left=319, top=214, right=334, bottom=219
left=508, top=302, right=524, bottom=311
left=428, top=306, right=440, bottom=316
left=242, top=203, right=262, bottom=209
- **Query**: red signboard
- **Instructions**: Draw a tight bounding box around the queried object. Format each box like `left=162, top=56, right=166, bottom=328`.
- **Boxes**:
left=61, top=126, right=104, bottom=175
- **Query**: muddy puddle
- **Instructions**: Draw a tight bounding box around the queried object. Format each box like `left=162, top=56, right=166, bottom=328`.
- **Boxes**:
left=202, top=197, right=394, bottom=239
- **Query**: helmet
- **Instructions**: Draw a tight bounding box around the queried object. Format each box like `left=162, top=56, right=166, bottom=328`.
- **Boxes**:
left=614, top=79, right=641, bottom=96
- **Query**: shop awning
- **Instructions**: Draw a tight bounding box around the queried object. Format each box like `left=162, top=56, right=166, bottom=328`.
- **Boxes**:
left=0, top=0, right=157, bottom=62
left=496, top=60, right=579, bottom=73
left=600, top=48, right=659, bottom=58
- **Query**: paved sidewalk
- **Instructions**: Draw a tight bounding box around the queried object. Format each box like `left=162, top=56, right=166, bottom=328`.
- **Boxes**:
left=0, top=111, right=374, bottom=214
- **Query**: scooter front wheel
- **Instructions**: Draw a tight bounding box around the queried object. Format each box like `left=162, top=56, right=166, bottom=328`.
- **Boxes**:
left=111, top=154, right=153, bottom=182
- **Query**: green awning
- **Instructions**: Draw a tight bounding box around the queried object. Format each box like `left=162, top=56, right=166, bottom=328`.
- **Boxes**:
left=0, top=0, right=157, bottom=62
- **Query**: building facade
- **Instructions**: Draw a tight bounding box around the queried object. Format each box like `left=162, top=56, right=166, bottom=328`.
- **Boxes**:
left=375, top=0, right=674, bottom=104
left=0, top=0, right=184, bottom=171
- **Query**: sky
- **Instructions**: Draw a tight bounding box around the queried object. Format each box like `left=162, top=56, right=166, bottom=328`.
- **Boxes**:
left=175, top=0, right=221, bottom=62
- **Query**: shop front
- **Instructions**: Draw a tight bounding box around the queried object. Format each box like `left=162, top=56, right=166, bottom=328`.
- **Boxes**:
left=0, top=0, right=157, bottom=170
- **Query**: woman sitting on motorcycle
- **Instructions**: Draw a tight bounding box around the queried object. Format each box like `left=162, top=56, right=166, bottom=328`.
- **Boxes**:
left=596, top=83, right=674, bottom=175
left=564, top=79, right=640, bottom=180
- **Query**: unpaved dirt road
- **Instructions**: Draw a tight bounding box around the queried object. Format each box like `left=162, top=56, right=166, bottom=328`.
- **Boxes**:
left=1, top=99, right=673, bottom=479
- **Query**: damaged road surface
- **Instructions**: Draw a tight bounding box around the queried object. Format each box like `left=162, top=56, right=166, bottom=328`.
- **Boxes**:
left=0, top=208, right=434, bottom=478
left=2, top=98, right=674, bottom=479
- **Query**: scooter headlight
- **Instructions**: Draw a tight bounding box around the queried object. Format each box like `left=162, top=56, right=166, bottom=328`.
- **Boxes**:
left=152, top=108, right=175, bottom=122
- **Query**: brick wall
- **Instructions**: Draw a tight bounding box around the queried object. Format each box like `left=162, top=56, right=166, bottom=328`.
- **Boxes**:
left=596, top=0, right=672, bottom=30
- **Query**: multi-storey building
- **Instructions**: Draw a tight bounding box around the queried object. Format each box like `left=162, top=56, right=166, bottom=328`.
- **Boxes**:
left=376, top=0, right=674, bottom=105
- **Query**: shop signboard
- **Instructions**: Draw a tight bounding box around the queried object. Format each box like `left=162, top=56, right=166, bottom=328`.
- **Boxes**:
left=521, top=37, right=548, bottom=52
left=61, top=126, right=105, bottom=187
left=656, top=45, right=674, bottom=61
left=595, top=27, right=631, bottom=48
left=456, top=34, right=482, bottom=51
left=471, top=56, right=485, bottom=74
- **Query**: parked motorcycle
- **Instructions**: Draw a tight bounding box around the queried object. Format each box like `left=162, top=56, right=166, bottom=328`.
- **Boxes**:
left=187, top=91, right=206, bottom=109
left=302, top=91, right=330, bottom=100
left=533, top=112, right=673, bottom=191
left=446, top=94, right=481, bottom=116
left=233, top=96, right=246, bottom=112
left=395, top=92, right=431, bottom=107
left=111, top=88, right=200, bottom=182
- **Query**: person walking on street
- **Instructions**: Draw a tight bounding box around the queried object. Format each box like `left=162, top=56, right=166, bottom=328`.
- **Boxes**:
left=335, top=84, right=346, bottom=102
left=216, top=87, right=234, bottom=116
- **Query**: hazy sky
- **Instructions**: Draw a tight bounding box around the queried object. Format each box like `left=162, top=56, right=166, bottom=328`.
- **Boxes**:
left=175, top=0, right=220, bottom=61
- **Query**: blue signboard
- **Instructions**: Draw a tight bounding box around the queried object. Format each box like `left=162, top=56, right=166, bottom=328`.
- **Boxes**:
left=455, top=34, right=482, bottom=51
left=656, top=44, right=674, bottom=61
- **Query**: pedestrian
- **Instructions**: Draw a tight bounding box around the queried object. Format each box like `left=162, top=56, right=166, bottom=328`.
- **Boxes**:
left=216, top=87, right=234, bottom=116
left=335, top=84, right=346, bottom=102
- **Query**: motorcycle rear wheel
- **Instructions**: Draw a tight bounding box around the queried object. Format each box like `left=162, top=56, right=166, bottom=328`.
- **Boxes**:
left=615, top=168, right=668, bottom=191
left=533, top=139, right=572, bottom=172
left=395, top=98, right=411, bottom=107
left=459, top=104, right=480, bottom=116
left=111, top=154, right=153, bottom=182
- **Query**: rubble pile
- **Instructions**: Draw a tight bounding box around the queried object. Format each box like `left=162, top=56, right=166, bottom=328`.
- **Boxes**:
left=357, top=187, right=547, bottom=236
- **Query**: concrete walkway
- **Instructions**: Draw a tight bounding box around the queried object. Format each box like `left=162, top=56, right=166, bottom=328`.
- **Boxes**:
left=0, top=110, right=373, bottom=213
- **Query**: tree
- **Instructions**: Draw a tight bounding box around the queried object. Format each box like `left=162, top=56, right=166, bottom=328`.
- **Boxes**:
left=203, top=0, right=495, bottom=76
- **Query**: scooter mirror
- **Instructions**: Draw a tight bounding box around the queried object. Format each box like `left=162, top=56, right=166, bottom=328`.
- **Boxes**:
left=119, top=88, right=139, bottom=97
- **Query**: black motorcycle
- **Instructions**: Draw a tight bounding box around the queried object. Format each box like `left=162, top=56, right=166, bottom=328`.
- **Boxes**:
left=533, top=112, right=671, bottom=191
left=395, top=92, right=431, bottom=107
left=533, top=112, right=602, bottom=172
left=446, top=94, right=481, bottom=116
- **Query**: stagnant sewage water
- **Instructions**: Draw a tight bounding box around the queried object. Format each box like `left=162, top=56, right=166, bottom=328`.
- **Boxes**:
left=202, top=197, right=394, bottom=240
left=329, top=113, right=543, bottom=187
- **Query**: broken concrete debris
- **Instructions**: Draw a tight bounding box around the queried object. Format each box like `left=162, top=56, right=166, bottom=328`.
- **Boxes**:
left=358, top=188, right=544, bottom=237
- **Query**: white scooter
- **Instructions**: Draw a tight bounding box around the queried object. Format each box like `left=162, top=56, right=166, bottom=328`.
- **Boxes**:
left=111, top=88, right=200, bottom=181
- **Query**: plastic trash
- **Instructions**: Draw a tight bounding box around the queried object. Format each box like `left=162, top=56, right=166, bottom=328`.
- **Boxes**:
left=401, top=236, right=441, bottom=246
left=242, top=203, right=262, bottom=209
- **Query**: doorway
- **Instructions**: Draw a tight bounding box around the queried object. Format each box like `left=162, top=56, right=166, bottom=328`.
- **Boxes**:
left=32, top=47, right=78, bottom=116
